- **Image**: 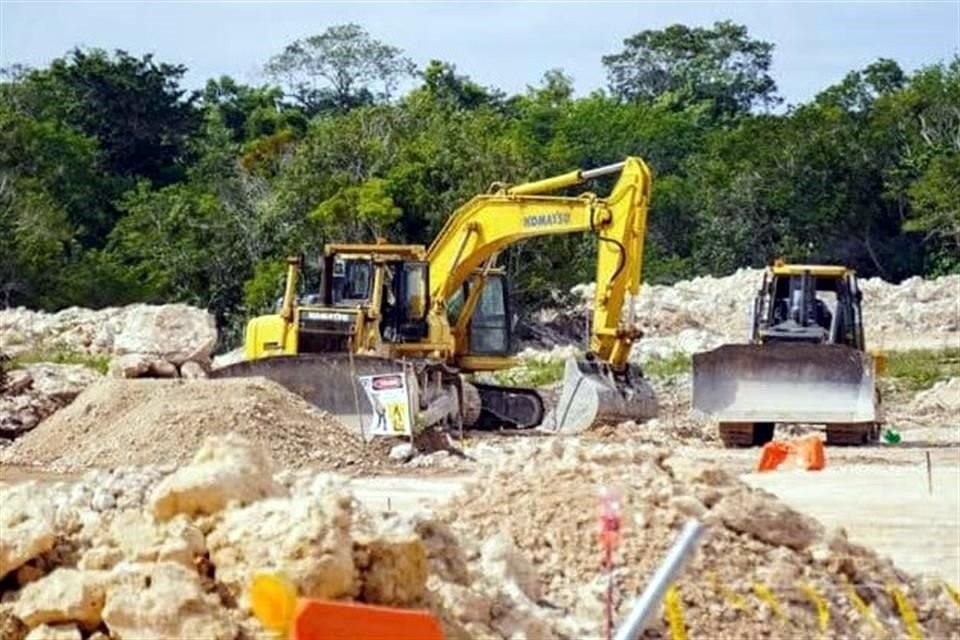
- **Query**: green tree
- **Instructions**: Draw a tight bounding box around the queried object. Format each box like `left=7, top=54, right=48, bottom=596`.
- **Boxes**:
left=310, top=178, right=402, bottom=241
left=10, top=48, right=200, bottom=186
left=907, top=153, right=960, bottom=269
left=602, top=21, right=779, bottom=117
left=107, top=115, right=269, bottom=325
left=417, top=60, right=503, bottom=111
left=265, top=24, right=415, bottom=114
left=816, top=58, right=906, bottom=111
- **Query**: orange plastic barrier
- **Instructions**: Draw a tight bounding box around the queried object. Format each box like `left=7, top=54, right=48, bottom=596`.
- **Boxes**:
left=251, top=573, right=445, bottom=640
left=756, top=436, right=825, bottom=472
left=756, top=442, right=791, bottom=471
left=291, top=600, right=445, bottom=640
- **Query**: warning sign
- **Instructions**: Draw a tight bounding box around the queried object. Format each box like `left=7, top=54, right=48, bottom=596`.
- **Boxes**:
left=358, top=373, right=413, bottom=437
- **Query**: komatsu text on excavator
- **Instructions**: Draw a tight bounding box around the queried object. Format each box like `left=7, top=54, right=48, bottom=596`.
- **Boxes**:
left=213, top=158, right=658, bottom=434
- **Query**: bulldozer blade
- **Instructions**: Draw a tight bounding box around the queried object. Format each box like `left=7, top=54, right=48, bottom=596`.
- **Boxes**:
left=551, top=358, right=658, bottom=433
left=692, top=344, right=877, bottom=424
left=211, top=354, right=411, bottom=437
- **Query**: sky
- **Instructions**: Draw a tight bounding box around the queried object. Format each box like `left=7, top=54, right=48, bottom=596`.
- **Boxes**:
left=1, top=1, right=958, bottom=106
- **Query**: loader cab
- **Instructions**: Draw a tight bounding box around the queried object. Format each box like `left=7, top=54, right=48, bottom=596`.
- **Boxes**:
left=754, top=264, right=865, bottom=349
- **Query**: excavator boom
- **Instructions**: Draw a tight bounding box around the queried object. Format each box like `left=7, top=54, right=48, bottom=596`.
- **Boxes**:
left=426, top=157, right=656, bottom=431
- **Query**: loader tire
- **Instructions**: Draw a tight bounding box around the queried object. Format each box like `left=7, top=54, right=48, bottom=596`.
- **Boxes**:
left=718, top=422, right=775, bottom=448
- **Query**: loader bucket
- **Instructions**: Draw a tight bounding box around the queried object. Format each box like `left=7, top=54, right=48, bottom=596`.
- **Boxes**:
left=551, top=358, right=658, bottom=433
left=691, top=344, right=877, bottom=424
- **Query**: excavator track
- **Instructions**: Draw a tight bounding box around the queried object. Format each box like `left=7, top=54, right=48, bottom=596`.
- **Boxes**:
left=470, top=382, right=544, bottom=429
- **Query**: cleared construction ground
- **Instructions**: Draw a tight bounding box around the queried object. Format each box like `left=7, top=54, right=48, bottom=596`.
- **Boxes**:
left=0, top=271, right=957, bottom=639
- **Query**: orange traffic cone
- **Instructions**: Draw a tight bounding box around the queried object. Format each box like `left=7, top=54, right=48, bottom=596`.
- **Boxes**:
left=756, top=436, right=825, bottom=472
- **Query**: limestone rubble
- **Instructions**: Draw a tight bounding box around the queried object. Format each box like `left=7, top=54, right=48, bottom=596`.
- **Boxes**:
left=1, top=434, right=956, bottom=640
left=0, top=303, right=216, bottom=377
left=0, top=365, right=101, bottom=438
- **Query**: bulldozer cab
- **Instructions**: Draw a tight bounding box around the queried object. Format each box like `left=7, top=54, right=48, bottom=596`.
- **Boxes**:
left=328, top=257, right=374, bottom=306
left=753, top=265, right=865, bottom=349
left=320, top=247, right=431, bottom=345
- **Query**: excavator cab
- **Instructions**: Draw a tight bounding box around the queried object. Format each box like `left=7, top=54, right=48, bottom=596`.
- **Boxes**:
left=446, top=273, right=514, bottom=356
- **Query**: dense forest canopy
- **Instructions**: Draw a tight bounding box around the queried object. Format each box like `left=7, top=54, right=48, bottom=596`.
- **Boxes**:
left=1, top=21, right=958, bottom=342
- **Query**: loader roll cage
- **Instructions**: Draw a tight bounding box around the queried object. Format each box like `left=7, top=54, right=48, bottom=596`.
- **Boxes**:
left=753, top=269, right=865, bottom=349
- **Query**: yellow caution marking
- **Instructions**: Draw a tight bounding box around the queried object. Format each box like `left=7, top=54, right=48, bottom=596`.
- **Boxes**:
left=944, top=583, right=960, bottom=608
left=753, top=583, right=788, bottom=622
left=888, top=584, right=923, bottom=640
left=709, top=572, right=750, bottom=613
left=665, top=585, right=687, bottom=640
left=798, top=582, right=830, bottom=633
left=840, top=576, right=885, bottom=637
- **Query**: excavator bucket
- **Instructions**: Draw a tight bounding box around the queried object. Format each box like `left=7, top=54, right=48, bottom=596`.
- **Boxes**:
left=551, top=358, right=658, bottom=433
left=691, top=344, right=877, bottom=425
left=210, top=354, right=412, bottom=436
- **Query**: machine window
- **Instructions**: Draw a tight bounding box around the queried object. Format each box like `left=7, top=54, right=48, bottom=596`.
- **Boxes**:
left=403, top=263, right=427, bottom=320
left=332, top=260, right=372, bottom=305
left=446, top=286, right=465, bottom=325
left=469, top=277, right=509, bottom=354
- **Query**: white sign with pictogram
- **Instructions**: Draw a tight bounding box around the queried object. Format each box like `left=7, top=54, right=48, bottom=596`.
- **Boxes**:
left=358, top=372, right=413, bottom=436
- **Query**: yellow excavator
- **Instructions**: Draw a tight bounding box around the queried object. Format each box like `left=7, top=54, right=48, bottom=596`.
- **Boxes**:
left=213, top=158, right=657, bottom=434
left=692, top=262, right=883, bottom=447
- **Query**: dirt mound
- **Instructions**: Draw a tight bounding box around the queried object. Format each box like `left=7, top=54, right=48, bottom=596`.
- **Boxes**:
left=586, top=375, right=718, bottom=447
left=440, top=440, right=959, bottom=638
left=909, top=377, right=960, bottom=417
left=0, top=377, right=383, bottom=472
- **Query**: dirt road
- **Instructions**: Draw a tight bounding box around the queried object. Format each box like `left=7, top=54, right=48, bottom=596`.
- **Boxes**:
left=745, top=463, right=960, bottom=584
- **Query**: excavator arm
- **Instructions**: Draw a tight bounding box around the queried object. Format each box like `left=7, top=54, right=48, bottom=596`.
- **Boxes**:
left=426, top=157, right=652, bottom=370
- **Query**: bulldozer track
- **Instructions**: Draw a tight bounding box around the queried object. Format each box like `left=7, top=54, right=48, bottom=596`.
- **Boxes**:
left=718, top=422, right=775, bottom=448
left=825, top=423, right=879, bottom=446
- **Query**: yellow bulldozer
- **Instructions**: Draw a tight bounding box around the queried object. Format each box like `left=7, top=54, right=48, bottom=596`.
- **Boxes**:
left=213, top=158, right=658, bottom=434
left=692, top=261, right=884, bottom=447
